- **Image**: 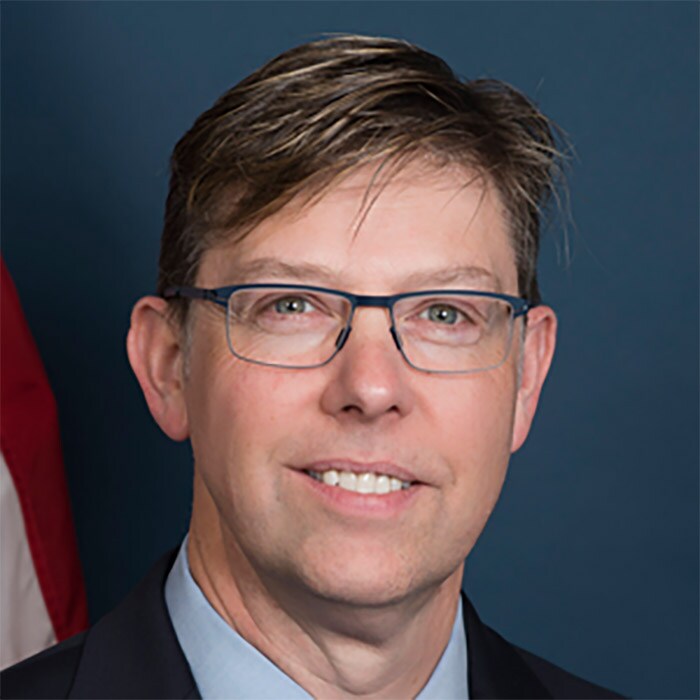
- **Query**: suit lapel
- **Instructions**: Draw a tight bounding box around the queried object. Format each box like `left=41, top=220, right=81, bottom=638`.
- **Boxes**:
left=463, top=594, right=552, bottom=699
left=68, top=550, right=200, bottom=699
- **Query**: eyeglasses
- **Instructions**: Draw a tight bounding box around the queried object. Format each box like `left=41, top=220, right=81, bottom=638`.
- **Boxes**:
left=163, top=284, right=533, bottom=374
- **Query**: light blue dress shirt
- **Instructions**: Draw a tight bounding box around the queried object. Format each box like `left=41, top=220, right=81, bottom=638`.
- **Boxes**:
left=165, top=538, right=469, bottom=699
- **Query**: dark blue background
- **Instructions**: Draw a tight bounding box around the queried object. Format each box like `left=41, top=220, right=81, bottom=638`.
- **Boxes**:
left=2, top=2, right=698, bottom=697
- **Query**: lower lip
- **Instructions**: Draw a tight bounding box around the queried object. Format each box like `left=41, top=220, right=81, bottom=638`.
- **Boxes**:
left=292, top=469, right=422, bottom=517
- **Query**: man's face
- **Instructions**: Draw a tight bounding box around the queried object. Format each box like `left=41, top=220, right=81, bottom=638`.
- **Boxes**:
left=179, top=163, right=544, bottom=605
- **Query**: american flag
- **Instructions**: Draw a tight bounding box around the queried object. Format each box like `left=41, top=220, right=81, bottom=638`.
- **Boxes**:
left=0, top=259, right=89, bottom=669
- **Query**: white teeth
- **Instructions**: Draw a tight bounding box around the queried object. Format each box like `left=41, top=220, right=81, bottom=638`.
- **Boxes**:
left=307, top=469, right=412, bottom=494
left=356, top=472, right=377, bottom=494
left=322, top=469, right=340, bottom=486
left=339, top=472, right=358, bottom=490
left=375, top=474, right=391, bottom=495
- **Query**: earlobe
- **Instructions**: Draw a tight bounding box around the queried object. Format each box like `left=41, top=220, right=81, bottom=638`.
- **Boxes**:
left=126, top=296, right=190, bottom=441
left=511, top=306, right=557, bottom=453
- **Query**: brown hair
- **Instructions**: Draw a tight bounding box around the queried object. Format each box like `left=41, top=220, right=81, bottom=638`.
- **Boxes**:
left=158, top=34, right=565, bottom=320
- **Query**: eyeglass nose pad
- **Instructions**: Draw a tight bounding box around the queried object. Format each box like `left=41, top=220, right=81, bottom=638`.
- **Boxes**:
left=390, top=325, right=403, bottom=351
left=335, top=326, right=351, bottom=350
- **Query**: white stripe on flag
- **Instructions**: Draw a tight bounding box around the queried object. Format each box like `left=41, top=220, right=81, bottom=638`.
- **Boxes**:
left=0, top=450, right=56, bottom=669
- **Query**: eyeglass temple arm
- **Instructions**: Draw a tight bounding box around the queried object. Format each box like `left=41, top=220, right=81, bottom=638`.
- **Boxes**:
left=513, top=303, right=532, bottom=318
left=162, top=286, right=229, bottom=308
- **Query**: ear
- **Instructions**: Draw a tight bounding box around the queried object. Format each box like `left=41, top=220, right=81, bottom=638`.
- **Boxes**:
left=511, top=305, right=557, bottom=453
left=126, top=296, right=190, bottom=441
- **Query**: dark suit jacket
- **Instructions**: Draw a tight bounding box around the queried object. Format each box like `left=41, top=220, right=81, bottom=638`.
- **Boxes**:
left=1, top=550, right=622, bottom=699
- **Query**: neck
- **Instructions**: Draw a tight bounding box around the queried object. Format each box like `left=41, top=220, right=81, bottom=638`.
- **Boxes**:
left=188, top=477, right=463, bottom=699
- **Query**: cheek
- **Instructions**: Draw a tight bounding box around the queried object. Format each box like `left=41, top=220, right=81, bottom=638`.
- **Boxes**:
left=429, top=371, right=517, bottom=526
left=429, top=370, right=517, bottom=463
left=186, top=356, right=316, bottom=494
left=225, top=366, right=318, bottom=445
left=187, top=360, right=327, bottom=560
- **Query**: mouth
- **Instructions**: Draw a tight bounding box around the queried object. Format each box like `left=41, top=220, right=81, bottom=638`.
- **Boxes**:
left=292, top=460, right=425, bottom=518
left=301, top=461, right=419, bottom=496
left=306, top=468, right=412, bottom=495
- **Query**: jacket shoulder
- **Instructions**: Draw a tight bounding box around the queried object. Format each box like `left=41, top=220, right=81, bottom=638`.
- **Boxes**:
left=514, top=644, right=625, bottom=699
left=0, top=633, right=86, bottom=699
left=462, top=595, right=624, bottom=699
left=1, top=549, right=197, bottom=700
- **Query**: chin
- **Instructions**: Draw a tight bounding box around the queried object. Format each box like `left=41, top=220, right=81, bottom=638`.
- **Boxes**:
left=289, top=537, right=444, bottom=609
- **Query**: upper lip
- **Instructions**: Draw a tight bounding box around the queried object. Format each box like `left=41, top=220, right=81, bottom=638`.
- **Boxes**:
left=299, top=459, right=421, bottom=484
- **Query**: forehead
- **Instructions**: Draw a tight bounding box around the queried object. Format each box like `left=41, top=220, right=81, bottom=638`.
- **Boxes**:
left=198, top=162, right=518, bottom=294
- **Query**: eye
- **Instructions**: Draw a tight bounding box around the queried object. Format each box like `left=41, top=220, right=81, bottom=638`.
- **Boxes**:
left=422, top=303, right=463, bottom=325
left=273, top=296, right=314, bottom=314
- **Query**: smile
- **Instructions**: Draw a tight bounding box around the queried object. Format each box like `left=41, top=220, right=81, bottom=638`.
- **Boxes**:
left=305, top=469, right=412, bottom=495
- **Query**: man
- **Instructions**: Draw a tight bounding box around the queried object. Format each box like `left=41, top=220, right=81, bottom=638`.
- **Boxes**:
left=1, top=35, right=621, bottom=699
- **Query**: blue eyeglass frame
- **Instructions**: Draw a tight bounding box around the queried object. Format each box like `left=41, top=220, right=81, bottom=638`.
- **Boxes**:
left=163, top=283, right=534, bottom=373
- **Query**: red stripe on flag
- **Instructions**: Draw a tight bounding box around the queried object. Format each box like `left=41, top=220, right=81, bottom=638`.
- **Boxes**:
left=0, top=259, right=89, bottom=640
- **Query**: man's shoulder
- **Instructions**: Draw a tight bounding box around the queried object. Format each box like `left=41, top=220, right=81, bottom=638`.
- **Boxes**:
left=0, top=549, right=198, bottom=700
left=0, top=633, right=87, bottom=699
left=1, top=556, right=623, bottom=700
left=513, top=644, right=623, bottom=699
left=462, top=595, right=624, bottom=699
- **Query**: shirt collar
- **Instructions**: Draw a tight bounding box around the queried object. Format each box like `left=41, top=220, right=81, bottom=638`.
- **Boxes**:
left=165, top=537, right=469, bottom=699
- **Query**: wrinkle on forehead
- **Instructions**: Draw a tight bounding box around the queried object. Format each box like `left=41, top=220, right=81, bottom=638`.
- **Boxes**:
left=201, top=158, right=515, bottom=294
left=338, top=166, right=508, bottom=278
left=339, top=160, right=494, bottom=246
left=246, top=157, right=492, bottom=240
left=209, top=256, right=504, bottom=293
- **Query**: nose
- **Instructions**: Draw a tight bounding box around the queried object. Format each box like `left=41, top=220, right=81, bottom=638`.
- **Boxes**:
left=319, top=309, right=415, bottom=422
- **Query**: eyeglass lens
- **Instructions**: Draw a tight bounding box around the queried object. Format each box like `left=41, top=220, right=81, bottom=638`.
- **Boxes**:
left=226, top=287, right=515, bottom=372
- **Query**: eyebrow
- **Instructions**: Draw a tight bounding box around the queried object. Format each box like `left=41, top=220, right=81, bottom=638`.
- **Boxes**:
left=226, top=257, right=503, bottom=292
left=226, top=258, right=338, bottom=285
left=401, top=265, right=503, bottom=292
